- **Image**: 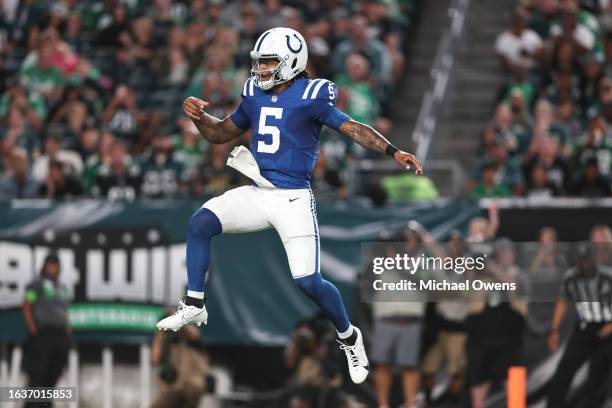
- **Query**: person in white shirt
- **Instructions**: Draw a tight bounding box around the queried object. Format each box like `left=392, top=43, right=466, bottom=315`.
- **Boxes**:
left=495, top=11, right=544, bottom=71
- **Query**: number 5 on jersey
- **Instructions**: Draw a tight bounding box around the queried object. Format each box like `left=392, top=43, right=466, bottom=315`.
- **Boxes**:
left=257, top=107, right=283, bottom=154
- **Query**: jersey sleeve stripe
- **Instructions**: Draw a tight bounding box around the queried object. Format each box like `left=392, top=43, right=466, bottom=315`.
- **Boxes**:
left=310, top=79, right=328, bottom=99
left=301, top=79, right=320, bottom=99
left=249, top=78, right=255, bottom=96
left=242, top=79, right=250, bottom=97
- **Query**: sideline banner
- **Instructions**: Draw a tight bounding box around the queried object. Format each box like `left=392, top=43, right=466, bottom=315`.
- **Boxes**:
left=0, top=198, right=479, bottom=345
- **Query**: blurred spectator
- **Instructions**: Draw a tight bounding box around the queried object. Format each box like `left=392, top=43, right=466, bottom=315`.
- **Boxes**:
left=0, top=147, right=39, bottom=199
left=523, top=136, right=571, bottom=193
left=76, top=127, right=100, bottom=164
left=525, top=162, right=562, bottom=198
left=39, top=159, right=84, bottom=199
left=469, top=162, right=512, bottom=199
left=139, top=135, right=188, bottom=198
left=569, top=156, right=612, bottom=196
left=172, top=118, right=207, bottom=170
left=22, top=253, right=72, bottom=406
left=332, top=15, right=391, bottom=87
left=336, top=53, right=380, bottom=126
left=545, top=71, right=581, bottom=107
left=384, top=31, right=406, bottom=84
left=94, top=4, right=128, bottom=47
left=508, top=90, right=533, bottom=142
left=31, top=134, right=83, bottom=181
left=0, top=80, right=45, bottom=131
left=48, top=99, right=92, bottom=149
left=189, top=144, right=242, bottom=197
left=504, top=68, right=536, bottom=109
left=550, top=10, right=598, bottom=55
left=102, top=84, right=143, bottom=145
left=495, top=10, right=543, bottom=72
left=555, top=97, right=582, bottom=142
left=529, top=227, right=568, bottom=275
left=311, top=150, right=349, bottom=200
left=283, top=315, right=348, bottom=408
left=468, top=141, right=524, bottom=196
left=421, top=230, right=468, bottom=408
left=1, top=105, right=42, bottom=157
left=92, top=140, right=142, bottom=200
left=261, top=0, right=284, bottom=30
left=370, top=232, right=425, bottom=408
left=83, top=131, right=114, bottom=192
left=570, top=116, right=612, bottom=178
left=466, top=240, right=527, bottom=408
left=466, top=204, right=499, bottom=243
left=64, top=12, right=89, bottom=54
left=531, top=99, right=568, bottom=150
left=19, top=37, right=65, bottom=103
left=581, top=55, right=604, bottom=111
left=151, top=309, right=209, bottom=408
left=480, top=104, right=519, bottom=156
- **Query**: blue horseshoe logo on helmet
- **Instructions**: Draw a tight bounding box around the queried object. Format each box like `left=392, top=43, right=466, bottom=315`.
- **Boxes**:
left=285, top=34, right=303, bottom=54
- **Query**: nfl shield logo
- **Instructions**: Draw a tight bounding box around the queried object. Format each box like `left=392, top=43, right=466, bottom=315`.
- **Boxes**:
left=271, top=95, right=278, bottom=103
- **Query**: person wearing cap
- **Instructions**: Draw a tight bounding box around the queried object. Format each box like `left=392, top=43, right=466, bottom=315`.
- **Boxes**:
left=546, top=240, right=612, bottom=408
left=22, top=253, right=72, bottom=396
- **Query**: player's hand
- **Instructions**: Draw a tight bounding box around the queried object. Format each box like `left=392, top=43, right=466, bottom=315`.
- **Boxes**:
left=598, top=323, right=612, bottom=338
left=183, top=96, right=210, bottom=121
left=393, top=150, right=423, bottom=175
left=547, top=330, right=560, bottom=352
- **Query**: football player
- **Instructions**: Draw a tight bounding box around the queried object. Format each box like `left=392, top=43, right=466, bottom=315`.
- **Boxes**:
left=156, top=27, right=423, bottom=384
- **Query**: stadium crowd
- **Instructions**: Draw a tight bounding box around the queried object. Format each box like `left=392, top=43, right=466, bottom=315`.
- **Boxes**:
left=0, top=0, right=416, bottom=202
left=468, top=0, right=612, bottom=198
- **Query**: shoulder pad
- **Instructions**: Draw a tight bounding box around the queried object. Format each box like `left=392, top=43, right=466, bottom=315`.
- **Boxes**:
left=241, top=77, right=256, bottom=98
left=300, top=78, right=337, bottom=102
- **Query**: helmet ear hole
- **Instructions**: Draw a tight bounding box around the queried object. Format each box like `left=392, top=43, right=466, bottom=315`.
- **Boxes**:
left=291, top=58, right=297, bottom=69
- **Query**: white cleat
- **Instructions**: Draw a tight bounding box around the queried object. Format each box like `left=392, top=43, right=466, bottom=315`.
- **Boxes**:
left=156, top=300, right=208, bottom=331
left=338, top=326, right=369, bottom=384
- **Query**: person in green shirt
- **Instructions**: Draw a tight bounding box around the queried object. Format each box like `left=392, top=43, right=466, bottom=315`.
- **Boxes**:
left=0, top=82, right=47, bottom=130
left=172, top=118, right=208, bottom=170
left=19, top=43, right=65, bottom=102
left=470, top=162, right=512, bottom=199
left=335, top=53, right=380, bottom=126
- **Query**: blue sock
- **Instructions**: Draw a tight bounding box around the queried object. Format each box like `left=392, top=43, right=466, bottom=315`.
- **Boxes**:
left=186, top=208, right=222, bottom=294
left=295, top=272, right=351, bottom=333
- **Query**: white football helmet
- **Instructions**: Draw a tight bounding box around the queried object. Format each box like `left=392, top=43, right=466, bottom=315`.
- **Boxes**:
left=250, top=27, right=308, bottom=90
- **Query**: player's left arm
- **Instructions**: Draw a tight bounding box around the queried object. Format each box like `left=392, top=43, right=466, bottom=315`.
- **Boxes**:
left=313, top=80, right=422, bottom=174
left=339, top=119, right=423, bottom=175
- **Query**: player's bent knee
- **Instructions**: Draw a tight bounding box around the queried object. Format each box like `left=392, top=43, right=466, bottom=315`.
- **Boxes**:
left=188, top=208, right=222, bottom=238
left=295, top=272, right=324, bottom=297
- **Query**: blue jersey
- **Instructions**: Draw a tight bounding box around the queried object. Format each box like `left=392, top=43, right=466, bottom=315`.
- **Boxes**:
left=229, top=77, right=350, bottom=189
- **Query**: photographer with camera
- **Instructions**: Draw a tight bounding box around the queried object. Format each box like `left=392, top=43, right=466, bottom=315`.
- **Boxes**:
left=151, top=308, right=210, bottom=408
left=284, top=314, right=350, bottom=408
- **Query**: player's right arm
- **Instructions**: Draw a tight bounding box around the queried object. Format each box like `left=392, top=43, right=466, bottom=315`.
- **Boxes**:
left=183, top=97, right=245, bottom=144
